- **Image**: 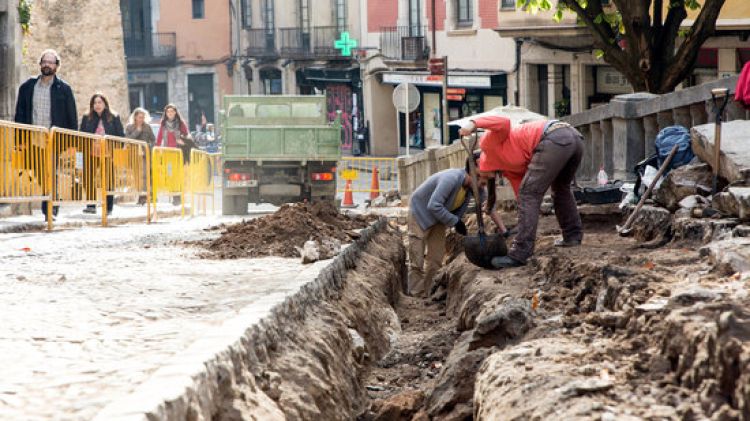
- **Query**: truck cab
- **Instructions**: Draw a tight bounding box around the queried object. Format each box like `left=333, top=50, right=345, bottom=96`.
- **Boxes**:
left=221, top=95, right=341, bottom=214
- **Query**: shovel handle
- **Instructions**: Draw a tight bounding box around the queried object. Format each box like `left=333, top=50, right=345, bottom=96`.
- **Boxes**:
left=460, top=133, right=485, bottom=236
left=619, top=144, right=679, bottom=234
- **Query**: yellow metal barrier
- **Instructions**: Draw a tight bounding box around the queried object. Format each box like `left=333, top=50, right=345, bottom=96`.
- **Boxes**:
left=189, top=150, right=220, bottom=216
left=337, top=157, right=398, bottom=195
left=103, top=135, right=151, bottom=225
left=0, top=121, right=50, bottom=203
left=48, top=128, right=110, bottom=229
left=151, top=146, right=184, bottom=219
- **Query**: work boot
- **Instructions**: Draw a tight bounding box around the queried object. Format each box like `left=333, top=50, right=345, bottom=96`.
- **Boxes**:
left=83, top=205, right=97, bottom=214
left=554, top=238, right=581, bottom=247
left=491, top=255, right=525, bottom=269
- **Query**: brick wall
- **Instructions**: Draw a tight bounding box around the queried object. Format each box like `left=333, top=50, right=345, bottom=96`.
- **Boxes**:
left=427, top=0, right=447, bottom=31
left=479, top=0, right=499, bottom=29
left=368, top=0, right=399, bottom=32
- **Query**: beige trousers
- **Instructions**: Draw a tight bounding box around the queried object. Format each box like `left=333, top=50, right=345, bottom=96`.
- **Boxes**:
left=407, top=213, right=447, bottom=297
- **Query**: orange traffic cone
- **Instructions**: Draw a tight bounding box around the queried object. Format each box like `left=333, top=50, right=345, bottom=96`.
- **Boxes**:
left=341, top=179, right=356, bottom=208
left=370, top=166, right=380, bottom=200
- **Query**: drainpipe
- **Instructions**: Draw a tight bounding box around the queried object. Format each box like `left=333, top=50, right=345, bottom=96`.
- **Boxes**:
left=514, top=38, right=523, bottom=106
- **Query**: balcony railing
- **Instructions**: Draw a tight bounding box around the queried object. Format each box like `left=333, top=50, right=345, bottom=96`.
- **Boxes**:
left=247, top=28, right=278, bottom=58
left=380, top=26, right=429, bottom=61
left=279, top=28, right=313, bottom=59
left=313, top=26, right=345, bottom=58
left=124, top=32, right=177, bottom=67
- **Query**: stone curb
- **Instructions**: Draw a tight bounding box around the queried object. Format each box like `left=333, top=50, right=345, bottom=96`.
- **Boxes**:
left=92, top=218, right=387, bottom=421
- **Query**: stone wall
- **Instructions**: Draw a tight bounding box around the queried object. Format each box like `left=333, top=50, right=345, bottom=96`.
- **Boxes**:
left=0, top=0, right=23, bottom=121
left=22, top=0, right=129, bottom=123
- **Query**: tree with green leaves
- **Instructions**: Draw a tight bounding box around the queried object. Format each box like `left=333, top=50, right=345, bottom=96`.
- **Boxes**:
left=522, top=0, right=727, bottom=93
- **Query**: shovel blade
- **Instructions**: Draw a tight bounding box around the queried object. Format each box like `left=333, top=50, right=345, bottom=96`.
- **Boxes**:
left=463, top=233, right=508, bottom=269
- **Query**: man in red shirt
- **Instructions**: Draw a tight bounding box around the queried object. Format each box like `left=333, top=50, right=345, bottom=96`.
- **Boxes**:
left=459, top=116, right=584, bottom=268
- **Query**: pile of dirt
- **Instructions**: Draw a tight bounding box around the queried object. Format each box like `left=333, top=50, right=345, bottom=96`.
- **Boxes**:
left=203, top=202, right=374, bottom=259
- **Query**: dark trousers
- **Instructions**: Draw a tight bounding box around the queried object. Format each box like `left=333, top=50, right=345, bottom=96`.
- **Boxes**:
left=509, top=127, right=584, bottom=263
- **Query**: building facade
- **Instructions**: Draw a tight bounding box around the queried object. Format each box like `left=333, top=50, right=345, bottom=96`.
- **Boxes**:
left=362, top=0, right=516, bottom=156
left=228, top=0, right=364, bottom=151
left=496, top=0, right=750, bottom=118
left=120, top=0, right=233, bottom=130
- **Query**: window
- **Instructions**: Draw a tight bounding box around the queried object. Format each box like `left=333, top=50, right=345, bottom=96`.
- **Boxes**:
left=260, top=68, right=282, bottom=95
left=262, top=0, right=274, bottom=32
left=192, top=0, right=204, bottom=19
left=409, top=0, right=422, bottom=35
left=241, top=0, right=252, bottom=28
left=456, top=0, right=473, bottom=27
left=335, top=0, right=346, bottom=31
left=501, top=0, right=516, bottom=10
left=299, top=0, right=310, bottom=32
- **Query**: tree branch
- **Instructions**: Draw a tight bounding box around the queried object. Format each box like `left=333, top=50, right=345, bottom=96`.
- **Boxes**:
left=662, top=0, right=726, bottom=89
left=559, top=0, right=627, bottom=70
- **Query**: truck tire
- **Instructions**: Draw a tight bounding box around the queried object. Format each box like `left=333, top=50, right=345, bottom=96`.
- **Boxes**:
left=222, top=194, right=249, bottom=215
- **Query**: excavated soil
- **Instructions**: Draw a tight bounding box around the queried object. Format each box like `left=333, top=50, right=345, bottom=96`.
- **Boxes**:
left=359, top=209, right=750, bottom=421
left=201, top=202, right=374, bottom=259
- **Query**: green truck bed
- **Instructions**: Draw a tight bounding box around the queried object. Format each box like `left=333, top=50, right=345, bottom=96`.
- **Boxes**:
left=221, top=95, right=341, bottom=161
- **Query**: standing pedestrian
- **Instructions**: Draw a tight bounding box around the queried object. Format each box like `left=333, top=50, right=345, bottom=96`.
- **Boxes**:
left=156, top=104, right=194, bottom=163
left=79, top=93, right=124, bottom=215
left=14, top=49, right=78, bottom=221
left=125, top=107, right=155, bottom=205
left=407, top=155, right=486, bottom=297
left=459, top=116, right=584, bottom=268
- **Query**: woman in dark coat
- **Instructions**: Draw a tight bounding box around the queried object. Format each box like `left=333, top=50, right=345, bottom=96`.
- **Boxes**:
left=80, top=93, right=124, bottom=214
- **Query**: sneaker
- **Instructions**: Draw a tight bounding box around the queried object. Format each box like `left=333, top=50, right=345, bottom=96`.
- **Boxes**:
left=490, top=256, right=525, bottom=269
left=554, top=238, right=582, bottom=247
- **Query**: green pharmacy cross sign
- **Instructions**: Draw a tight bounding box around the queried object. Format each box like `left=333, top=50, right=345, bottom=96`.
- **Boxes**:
left=334, top=32, right=358, bottom=57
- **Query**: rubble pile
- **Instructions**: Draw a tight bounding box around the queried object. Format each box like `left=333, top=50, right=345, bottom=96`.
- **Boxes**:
left=626, top=121, right=750, bottom=244
left=202, top=202, right=373, bottom=259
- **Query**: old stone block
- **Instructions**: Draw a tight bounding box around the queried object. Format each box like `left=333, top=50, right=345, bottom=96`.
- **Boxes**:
left=672, top=217, right=739, bottom=243
left=372, top=390, right=425, bottom=421
left=628, top=205, right=672, bottom=242
left=700, top=238, right=750, bottom=274
left=654, top=163, right=713, bottom=211
left=691, top=121, right=750, bottom=184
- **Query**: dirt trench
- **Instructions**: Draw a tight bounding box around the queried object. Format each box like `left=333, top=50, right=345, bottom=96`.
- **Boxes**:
left=178, top=208, right=748, bottom=421
left=356, top=211, right=750, bottom=421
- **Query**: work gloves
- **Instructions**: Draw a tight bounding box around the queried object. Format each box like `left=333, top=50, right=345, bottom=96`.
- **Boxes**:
left=454, top=220, right=467, bottom=236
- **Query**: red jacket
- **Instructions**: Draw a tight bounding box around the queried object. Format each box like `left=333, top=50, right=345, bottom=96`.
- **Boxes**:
left=474, top=116, right=547, bottom=196
left=735, top=61, right=750, bottom=110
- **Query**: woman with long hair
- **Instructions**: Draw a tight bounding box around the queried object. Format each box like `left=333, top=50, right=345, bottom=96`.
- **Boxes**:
left=80, top=93, right=124, bottom=214
left=125, top=107, right=155, bottom=145
left=126, top=107, right=155, bottom=205
left=156, top=104, right=194, bottom=163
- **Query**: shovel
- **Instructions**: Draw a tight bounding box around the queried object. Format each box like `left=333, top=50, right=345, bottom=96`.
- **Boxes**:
left=459, top=132, right=507, bottom=268
left=617, top=144, right=679, bottom=236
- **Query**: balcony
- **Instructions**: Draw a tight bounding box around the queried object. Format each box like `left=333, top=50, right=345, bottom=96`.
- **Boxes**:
left=380, top=26, right=429, bottom=61
left=124, top=32, right=177, bottom=68
left=279, top=28, right=313, bottom=59
left=313, top=26, right=346, bottom=58
left=246, top=28, right=278, bottom=58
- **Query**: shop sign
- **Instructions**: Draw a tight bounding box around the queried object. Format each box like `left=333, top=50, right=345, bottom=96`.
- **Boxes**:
left=447, top=88, right=466, bottom=95
left=128, top=71, right=167, bottom=84
left=383, top=73, right=492, bottom=88
left=447, top=95, right=464, bottom=101
left=596, top=67, right=631, bottom=94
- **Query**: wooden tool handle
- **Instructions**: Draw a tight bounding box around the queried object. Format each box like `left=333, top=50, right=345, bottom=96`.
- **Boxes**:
left=619, top=144, right=679, bottom=233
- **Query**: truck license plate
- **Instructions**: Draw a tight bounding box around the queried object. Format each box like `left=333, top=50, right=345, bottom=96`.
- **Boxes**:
left=227, top=180, right=258, bottom=188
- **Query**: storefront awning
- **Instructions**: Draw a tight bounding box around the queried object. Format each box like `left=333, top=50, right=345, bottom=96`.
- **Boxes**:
left=297, top=67, right=360, bottom=84
left=380, top=71, right=506, bottom=89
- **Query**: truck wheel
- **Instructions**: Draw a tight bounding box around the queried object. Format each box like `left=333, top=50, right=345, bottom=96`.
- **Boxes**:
left=222, top=194, right=249, bottom=215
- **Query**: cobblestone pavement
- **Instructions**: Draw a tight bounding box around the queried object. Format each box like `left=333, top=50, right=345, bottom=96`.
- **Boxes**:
left=0, top=216, right=322, bottom=420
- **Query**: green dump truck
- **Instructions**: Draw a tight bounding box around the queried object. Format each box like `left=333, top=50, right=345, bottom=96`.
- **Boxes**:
left=220, top=95, right=341, bottom=215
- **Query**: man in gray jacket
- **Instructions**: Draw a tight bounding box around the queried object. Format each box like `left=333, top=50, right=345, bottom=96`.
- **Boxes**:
left=408, top=159, right=483, bottom=297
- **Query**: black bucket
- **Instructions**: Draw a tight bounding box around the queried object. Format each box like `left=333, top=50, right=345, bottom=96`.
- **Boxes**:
left=463, top=233, right=508, bottom=269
